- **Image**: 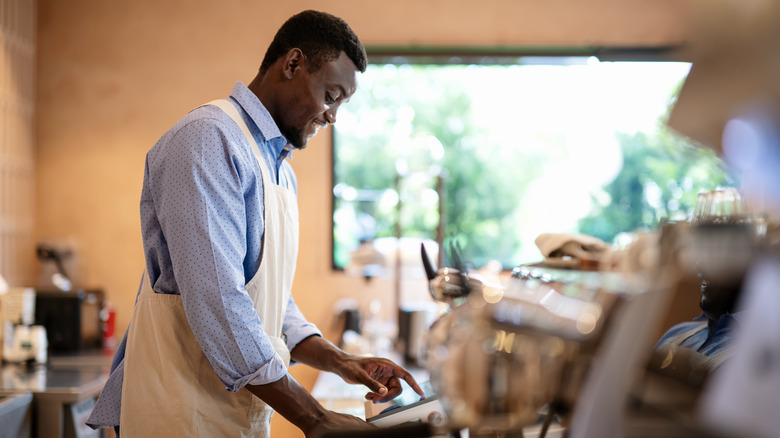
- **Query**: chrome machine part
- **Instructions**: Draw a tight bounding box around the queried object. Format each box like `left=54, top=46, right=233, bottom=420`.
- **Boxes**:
left=424, top=264, right=629, bottom=433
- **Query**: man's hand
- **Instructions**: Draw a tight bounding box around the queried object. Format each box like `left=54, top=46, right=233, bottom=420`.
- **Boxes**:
left=335, top=355, right=426, bottom=403
left=291, top=335, right=426, bottom=403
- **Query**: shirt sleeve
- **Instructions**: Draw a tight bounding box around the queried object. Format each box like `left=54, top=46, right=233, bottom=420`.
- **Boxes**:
left=282, top=294, right=322, bottom=353
left=147, top=117, right=286, bottom=391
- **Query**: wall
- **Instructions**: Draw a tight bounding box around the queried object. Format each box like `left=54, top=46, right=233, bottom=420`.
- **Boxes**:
left=0, top=0, right=35, bottom=287
left=34, top=1, right=689, bottom=436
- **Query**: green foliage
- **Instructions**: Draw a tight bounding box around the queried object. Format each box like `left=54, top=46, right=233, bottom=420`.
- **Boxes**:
left=334, top=62, right=733, bottom=269
left=334, top=64, right=541, bottom=268
left=578, top=125, right=734, bottom=243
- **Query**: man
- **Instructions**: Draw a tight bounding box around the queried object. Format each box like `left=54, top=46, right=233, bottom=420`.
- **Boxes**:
left=87, top=10, right=423, bottom=437
left=652, top=222, right=755, bottom=383
left=652, top=279, right=741, bottom=382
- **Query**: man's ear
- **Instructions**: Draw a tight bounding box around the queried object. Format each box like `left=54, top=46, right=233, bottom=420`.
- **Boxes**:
left=282, top=48, right=305, bottom=80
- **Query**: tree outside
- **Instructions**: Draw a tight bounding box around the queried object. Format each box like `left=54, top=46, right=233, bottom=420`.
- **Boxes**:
left=333, top=60, right=732, bottom=270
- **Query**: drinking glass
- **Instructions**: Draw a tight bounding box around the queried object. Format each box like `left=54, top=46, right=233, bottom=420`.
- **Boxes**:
left=693, top=188, right=746, bottom=223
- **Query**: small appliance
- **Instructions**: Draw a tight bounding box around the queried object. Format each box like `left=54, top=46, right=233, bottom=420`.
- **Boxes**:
left=1, top=287, right=47, bottom=364
left=34, top=289, right=104, bottom=353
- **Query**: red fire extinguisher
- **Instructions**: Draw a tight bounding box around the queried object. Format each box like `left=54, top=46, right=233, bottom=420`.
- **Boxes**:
left=101, top=302, right=117, bottom=351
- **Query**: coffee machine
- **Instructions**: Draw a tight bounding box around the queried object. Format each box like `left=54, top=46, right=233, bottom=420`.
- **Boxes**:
left=1, top=286, right=48, bottom=364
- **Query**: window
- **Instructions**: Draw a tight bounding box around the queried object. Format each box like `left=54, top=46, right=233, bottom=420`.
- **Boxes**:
left=332, top=54, right=733, bottom=272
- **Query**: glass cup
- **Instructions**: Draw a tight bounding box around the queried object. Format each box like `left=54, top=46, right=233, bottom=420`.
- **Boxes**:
left=693, top=188, right=746, bottom=224
left=692, top=192, right=708, bottom=222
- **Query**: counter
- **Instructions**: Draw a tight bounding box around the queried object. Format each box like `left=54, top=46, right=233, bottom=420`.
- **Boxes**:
left=311, top=363, right=565, bottom=437
left=0, top=392, right=32, bottom=437
left=0, top=352, right=111, bottom=438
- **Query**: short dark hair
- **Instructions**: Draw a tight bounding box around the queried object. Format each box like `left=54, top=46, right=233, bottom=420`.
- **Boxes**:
left=259, top=10, right=367, bottom=75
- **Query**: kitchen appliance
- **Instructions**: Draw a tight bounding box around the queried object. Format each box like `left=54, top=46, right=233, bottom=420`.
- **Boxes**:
left=36, top=244, right=74, bottom=292
left=1, top=287, right=48, bottom=364
left=3, top=324, right=48, bottom=364
left=420, top=242, right=480, bottom=306
left=420, top=243, right=636, bottom=434
left=34, top=289, right=104, bottom=353
left=1, top=288, right=36, bottom=327
left=398, top=303, right=437, bottom=366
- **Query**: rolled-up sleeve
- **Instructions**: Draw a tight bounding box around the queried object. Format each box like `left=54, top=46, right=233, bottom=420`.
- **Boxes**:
left=283, top=294, right=322, bottom=352
left=146, top=117, right=285, bottom=390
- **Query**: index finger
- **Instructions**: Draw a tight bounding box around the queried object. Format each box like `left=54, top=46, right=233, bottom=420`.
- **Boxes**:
left=394, top=366, right=425, bottom=397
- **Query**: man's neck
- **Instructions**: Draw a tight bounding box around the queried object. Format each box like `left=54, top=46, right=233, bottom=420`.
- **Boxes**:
left=247, top=72, right=277, bottom=123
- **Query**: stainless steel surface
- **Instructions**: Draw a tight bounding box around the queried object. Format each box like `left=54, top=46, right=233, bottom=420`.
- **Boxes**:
left=1, top=363, right=108, bottom=396
left=0, top=392, right=32, bottom=438
left=0, top=355, right=110, bottom=438
left=424, top=267, right=631, bottom=432
left=421, top=242, right=499, bottom=306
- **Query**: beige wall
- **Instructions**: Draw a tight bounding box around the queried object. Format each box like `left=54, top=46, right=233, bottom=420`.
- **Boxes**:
left=0, top=0, right=36, bottom=287
left=34, top=1, right=688, bottom=435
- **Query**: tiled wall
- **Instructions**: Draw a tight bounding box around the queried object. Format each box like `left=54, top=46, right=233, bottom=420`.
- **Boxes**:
left=0, top=0, right=35, bottom=286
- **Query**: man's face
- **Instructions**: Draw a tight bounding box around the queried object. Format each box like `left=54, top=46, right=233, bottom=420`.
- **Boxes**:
left=699, top=279, right=741, bottom=320
left=277, top=51, right=358, bottom=149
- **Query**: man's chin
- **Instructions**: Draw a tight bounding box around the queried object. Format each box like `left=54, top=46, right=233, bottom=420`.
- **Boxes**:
left=281, top=129, right=308, bottom=150
left=291, top=135, right=308, bottom=150
left=294, top=132, right=320, bottom=150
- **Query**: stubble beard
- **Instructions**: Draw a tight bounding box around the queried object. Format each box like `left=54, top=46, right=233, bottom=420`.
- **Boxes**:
left=281, top=125, right=308, bottom=150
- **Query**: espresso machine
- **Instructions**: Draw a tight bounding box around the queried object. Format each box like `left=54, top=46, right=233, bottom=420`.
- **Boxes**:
left=425, top=244, right=662, bottom=437
left=359, top=241, right=669, bottom=438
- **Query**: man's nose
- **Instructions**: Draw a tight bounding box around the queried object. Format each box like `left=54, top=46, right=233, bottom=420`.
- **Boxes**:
left=324, top=107, right=337, bottom=125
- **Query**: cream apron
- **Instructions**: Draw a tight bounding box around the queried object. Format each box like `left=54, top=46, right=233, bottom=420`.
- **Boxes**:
left=120, top=99, right=299, bottom=437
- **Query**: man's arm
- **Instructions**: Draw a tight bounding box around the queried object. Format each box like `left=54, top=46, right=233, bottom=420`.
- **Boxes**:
left=291, top=335, right=426, bottom=403
left=148, top=117, right=290, bottom=389
left=246, top=374, right=371, bottom=437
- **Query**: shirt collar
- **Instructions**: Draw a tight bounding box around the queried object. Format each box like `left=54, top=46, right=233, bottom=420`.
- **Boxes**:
left=229, top=82, right=294, bottom=163
left=696, top=312, right=741, bottom=331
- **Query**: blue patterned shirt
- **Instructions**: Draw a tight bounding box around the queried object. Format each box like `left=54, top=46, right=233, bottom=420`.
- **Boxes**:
left=656, top=313, right=739, bottom=357
left=88, top=82, right=321, bottom=429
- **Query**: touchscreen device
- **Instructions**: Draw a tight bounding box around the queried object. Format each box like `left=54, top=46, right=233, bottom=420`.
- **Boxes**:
left=367, top=395, right=446, bottom=428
